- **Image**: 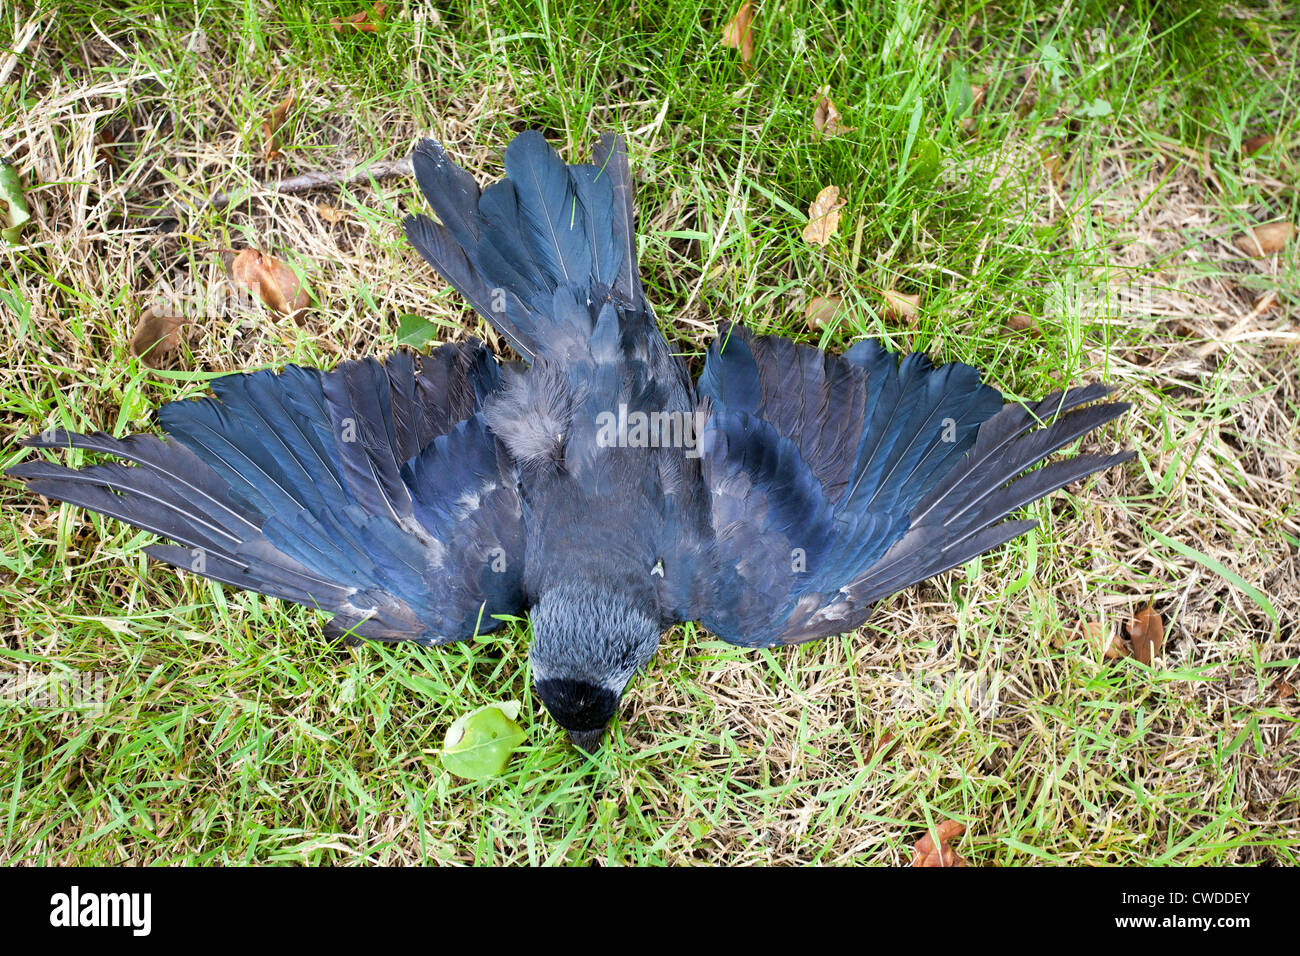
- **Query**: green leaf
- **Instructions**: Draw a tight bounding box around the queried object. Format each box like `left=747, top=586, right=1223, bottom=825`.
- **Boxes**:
left=910, top=138, right=941, bottom=183
left=1078, top=98, right=1113, bottom=119
left=395, top=313, right=441, bottom=347
left=440, top=701, right=527, bottom=780
left=0, top=161, right=32, bottom=244
left=947, top=61, right=973, bottom=118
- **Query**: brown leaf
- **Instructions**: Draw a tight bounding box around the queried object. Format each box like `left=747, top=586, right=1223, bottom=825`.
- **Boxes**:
left=871, top=729, right=901, bottom=760
left=960, top=84, right=987, bottom=133
left=882, top=288, right=920, bottom=323
left=1066, top=619, right=1116, bottom=656
left=912, top=820, right=968, bottom=867
left=1127, top=606, right=1165, bottom=666
left=96, top=122, right=124, bottom=169
left=1243, top=134, right=1274, bottom=156
left=261, top=89, right=295, bottom=161
left=721, top=2, right=755, bottom=64
left=316, top=202, right=347, bottom=224
left=804, top=294, right=844, bottom=330
left=1235, top=220, right=1296, bottom=257
left=1103, top=630, right=1130, bottom=660
left=1041, top=151, right=1064, bottom=189
left=230, top=248, right=310, bottom=325
left=812, top=91, right=853, bottom=136
left=1006, top=313, right=1040, bottom=337
left=802, top=185, right=845, bottom=246
left=1274, top=679, right=1295, bottom=701
left=129, top=308, right=187, bottom=368
left=331, top=2, right=387, bottom=33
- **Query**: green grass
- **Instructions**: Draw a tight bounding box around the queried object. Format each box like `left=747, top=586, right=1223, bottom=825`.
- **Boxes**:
left=0, top=0, right=1296, bottom=864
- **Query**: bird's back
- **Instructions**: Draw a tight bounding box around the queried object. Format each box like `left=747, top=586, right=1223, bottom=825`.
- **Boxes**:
left=406, top=132, right=705, bottom=619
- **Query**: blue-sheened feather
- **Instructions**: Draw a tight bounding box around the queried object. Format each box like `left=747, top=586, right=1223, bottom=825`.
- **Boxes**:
left=504, top=131, right=592, bottom=288
left=406, top=132, right=646, bottom=363
left=693, top=328, right=1131, bottom=646
left=12, top=343, right=526, bottom=644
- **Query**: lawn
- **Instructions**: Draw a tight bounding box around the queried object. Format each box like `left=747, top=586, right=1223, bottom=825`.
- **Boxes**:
left=0, top=0, right=1296, bottom=864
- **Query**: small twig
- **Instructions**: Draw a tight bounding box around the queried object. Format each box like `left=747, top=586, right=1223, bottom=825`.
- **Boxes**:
left=151, top=157, right=413, bottom=224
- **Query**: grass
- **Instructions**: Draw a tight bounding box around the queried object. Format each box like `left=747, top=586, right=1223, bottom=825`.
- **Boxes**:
left=0, top=0, right=1297, bottom=864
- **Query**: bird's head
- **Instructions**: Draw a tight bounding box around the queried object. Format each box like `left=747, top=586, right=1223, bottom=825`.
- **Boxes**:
left=529, top=582, right=661, bottom=751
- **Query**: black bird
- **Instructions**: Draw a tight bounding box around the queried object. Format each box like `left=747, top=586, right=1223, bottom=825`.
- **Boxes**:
left=11, top=131, right=1133, bottom=751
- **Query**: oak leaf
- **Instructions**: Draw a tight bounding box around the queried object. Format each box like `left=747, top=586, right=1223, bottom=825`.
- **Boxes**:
left=130, top=308, right=188, bottom=368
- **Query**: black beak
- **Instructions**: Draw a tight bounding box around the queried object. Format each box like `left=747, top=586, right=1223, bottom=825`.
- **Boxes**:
left=568, top=727, right=605, bottom=752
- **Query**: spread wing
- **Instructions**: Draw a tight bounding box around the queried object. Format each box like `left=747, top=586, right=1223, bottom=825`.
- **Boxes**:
left=10, top=341, right=526, bottom=645
left=688, top=327, right=1133, bottom=647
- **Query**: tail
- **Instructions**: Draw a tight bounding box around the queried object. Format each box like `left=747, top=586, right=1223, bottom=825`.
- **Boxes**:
left=404, top=131, right=642, bottom=362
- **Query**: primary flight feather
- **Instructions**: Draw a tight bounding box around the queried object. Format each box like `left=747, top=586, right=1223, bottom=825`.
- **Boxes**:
left=11, top=131, right=1133, bottom=749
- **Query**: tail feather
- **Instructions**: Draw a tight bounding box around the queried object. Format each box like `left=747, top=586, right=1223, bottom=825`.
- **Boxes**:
left=404, top=132, right=642, bottom=362
left=402, top=214, right=535, bottom=357
left=411, top=138, right=482, bottom=250
left=503, top=131, right=593, bottom=287
left=592, top=132, right=641, bottom=305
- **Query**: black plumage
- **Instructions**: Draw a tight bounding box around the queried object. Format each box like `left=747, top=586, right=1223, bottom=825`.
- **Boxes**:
left=11, top=131, right=1133, bottom=748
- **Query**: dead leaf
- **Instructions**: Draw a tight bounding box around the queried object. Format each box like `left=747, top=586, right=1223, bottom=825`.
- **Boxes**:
left=1041, top=151, right=1064, bottom=189
left=262, top=90, right=295, bottom=160
left=230, top=248, right=310, bottom=324
left=871, top=729, right=900, bottom=760
left=129, top=308, right=187, bottom=368
left=1235, top=220, right=1296, bottom=257
left=960, top=84, right=987, bottom=133
left=912, top=820, right=968, bottom=867
left=882, top=288, right=920, bottom=323
left=1127, top=606, right=1165, bottom=665
left=1243, top=134, right=1274, bottom=156
left=1071, top=619, right=1127, bottom=659
left=804, top=294, right=843, bottom=330
left=802, top=185, right=845, bottom=246
left=1006, top=313, right=1040, bottom=337
left=331, top=2, right=387, bottom=33
left=812, top=90, right=853, bottom=136
left=721, top=2, right=755, bottom=65
left=317, top=202, right=347, bottom=224
left=1076, top=620, right=1111, bottom=655
left=1274, top=679, right=1295, bottom=701
left=96, top=122, right=124, bottom=169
